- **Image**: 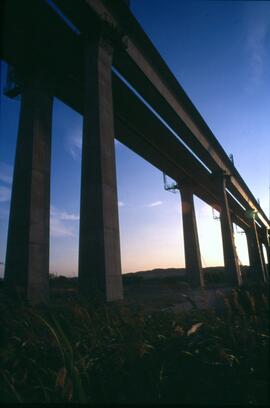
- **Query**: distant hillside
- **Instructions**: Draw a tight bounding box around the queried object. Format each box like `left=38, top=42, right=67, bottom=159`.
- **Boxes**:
left=124, top=266, right=229, bottom=280
left=124, top=268, right=186, bottom=280
left=0, top=266, right=249, bottom=284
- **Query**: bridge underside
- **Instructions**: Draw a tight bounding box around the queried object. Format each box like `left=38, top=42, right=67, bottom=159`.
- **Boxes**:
left=1, top=0, right=269, bottom=302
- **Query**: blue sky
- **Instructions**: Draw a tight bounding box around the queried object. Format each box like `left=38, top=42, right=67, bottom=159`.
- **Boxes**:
left=0, top=0, right=269, bottom=277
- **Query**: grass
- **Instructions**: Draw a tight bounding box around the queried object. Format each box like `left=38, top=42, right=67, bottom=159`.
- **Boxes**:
left=0, top=281, right=269, bottom=404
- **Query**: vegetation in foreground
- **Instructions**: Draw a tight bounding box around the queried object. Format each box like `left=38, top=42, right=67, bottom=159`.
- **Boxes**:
left=0, top=283, right=269, bottom=405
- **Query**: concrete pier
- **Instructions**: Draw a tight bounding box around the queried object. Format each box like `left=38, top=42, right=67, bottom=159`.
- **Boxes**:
left=78, top=34, right=123, bottom=301
left=180, top=184, right=204, bottom=287
left=4, top=71, right=53, bottom=303
left=246, top=218, right=267, bottom=282
left=215, top=173, right=242, bottom=286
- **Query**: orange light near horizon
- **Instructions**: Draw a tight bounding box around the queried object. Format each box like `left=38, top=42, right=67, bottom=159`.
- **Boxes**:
left=194, top=197, right=224, bottom=268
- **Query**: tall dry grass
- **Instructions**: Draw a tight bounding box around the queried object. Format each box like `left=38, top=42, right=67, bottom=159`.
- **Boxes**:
left=0, top=283, right=269, bottom=404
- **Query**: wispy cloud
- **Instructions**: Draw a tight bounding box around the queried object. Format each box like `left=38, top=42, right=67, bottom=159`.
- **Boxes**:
left=0, top=162, right=13, bottom=185
left=58, top=211, right=79, bottom=221
left=245, top=4, right=270, bottom=90
left=0, top=186, right=11, bottom=202
left=50, top=218, right=75, bottom=238
left=147, top=201, right=163, bottom=208
left=66, top=130, right=82, bottom=160
left=50, top=207, right=79, bottom=238
left=66, top=131, right=121, bottom=160
left=118, top=201, right=125, bottom=207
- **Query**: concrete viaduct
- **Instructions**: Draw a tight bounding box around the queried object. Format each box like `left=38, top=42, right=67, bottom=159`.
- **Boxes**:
left=1, top=0, right=269, bottom=303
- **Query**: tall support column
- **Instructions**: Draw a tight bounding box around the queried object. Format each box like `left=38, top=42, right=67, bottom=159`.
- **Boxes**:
left=78, top=33, right=123, bottom=301
left=180, top=184, right=204, bottom=287
left=4, top=71, right=53, bottom=303
left=246, top=229, right=259, bottom=280
left=246, top=217, right=267, bottom=282
left=214, top=172, right=242, bottom=286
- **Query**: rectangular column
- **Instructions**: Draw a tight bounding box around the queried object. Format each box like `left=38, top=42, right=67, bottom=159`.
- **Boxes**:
left=246, top=218, right=267, bottom=282
left=215, top=172, right=242, bottom=286
left=78, top=34, right=123, bottom=301
left=246, top=229, right=258, bottom=279
left=4, top=71, right=53, bottom=303
left=180, top=185, right=204, bottom=287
